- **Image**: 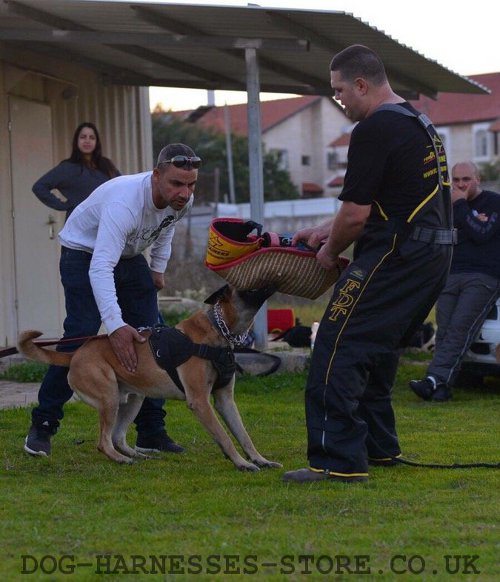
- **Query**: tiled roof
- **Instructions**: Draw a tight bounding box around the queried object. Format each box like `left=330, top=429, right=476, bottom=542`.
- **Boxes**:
left=328, top=176, right=345, bottom=187
left=302, top=182, right=323, bottom=194
left=410, top=72, right=500, bottom=125
left=172, top=72, right=500, bottom=141
left=330, top=133, right=351, bottom=147
left=326, top=72, right=500, bottom=145
left=176, top=95, right=324, bottom=135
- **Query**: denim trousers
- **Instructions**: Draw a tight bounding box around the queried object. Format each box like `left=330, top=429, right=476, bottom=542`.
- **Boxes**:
left=32, top=247, right=166, bottom=437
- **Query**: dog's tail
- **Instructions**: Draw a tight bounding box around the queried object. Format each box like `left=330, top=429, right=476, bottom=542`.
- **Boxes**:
left=17, top=331, right=73, bottom=367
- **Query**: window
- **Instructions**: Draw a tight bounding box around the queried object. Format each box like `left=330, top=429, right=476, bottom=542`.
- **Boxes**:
left=475, top=129, right=488, bottom=158
left=301, top=155, right=310, bottom=166
left=327, top=151, right=338, bottom=170
left=473, top=123, right=491, bottom=161
left=271, top=149, right=289, bottom=171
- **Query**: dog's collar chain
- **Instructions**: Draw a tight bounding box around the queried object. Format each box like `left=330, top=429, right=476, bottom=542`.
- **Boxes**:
left=209, top=302, right=248, bottom=347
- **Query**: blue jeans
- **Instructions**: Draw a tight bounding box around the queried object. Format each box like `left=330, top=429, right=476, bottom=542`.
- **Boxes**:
left=32, top=247, right=167, bottom=437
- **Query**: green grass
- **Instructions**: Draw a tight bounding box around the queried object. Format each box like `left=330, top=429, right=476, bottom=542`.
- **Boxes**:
left=1, top=363, right=499, bottom=582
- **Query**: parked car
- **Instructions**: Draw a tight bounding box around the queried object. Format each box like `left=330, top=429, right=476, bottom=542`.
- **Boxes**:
left=457, top=297, right=500, bottom=386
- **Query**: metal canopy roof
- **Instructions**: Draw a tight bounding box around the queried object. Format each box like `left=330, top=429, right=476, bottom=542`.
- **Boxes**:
left=0, top=0, right=489, bottom=99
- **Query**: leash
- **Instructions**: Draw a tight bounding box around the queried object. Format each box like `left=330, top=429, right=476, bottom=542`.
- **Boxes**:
left=0, top=346, right=19, bottom=358
left=2, top=309, right=165, bottom=360
left=377, top=447, right=499, bottom=470
left=391, top=457, right=499, bottom=469
left=233, top=346, right=282, bottom=377
left=0, top=333, right=107, bottom=359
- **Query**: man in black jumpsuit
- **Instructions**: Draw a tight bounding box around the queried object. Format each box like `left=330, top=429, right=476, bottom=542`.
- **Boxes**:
left=284, top=45, right=454, bottom=483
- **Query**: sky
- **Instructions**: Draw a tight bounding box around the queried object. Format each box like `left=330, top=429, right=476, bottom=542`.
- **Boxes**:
left=147, top=0, right=498, bottom=111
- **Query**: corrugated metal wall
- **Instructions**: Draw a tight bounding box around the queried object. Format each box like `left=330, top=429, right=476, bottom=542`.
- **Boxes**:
left=0, top=44, right=152, bottom=346
left=2, top=45, right=152, bottom=173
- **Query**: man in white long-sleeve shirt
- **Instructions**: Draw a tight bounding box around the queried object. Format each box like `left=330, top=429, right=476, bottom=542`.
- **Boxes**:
left=24, top=143, right=200, bottom=457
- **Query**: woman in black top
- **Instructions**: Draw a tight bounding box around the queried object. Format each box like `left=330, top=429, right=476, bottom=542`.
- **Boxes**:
left=33, top=122, right=120, bottom=220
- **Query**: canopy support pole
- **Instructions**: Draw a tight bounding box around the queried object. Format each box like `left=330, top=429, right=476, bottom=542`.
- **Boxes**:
left=245, top=47, right=268, bottom=350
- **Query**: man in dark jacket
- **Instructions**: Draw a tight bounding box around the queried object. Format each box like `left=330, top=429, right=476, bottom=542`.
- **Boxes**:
left=410, top=161, right=500, bottom=401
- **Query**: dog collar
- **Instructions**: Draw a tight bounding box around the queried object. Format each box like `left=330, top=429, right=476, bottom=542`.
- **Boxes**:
left=208, top=302, right=249, bottom=347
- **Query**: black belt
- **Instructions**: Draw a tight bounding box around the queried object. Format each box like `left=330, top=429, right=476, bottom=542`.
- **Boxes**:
left=410, top=226, right=457, bottom=245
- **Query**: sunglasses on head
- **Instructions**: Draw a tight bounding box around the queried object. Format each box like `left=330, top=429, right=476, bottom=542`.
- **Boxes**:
left=159, top=155, right=202, bottom=169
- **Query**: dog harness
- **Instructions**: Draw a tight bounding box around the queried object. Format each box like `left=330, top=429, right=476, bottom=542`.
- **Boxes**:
left=148, top=326, right=236, bottom=392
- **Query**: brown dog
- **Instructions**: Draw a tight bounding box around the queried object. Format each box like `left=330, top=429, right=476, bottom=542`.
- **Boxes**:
left=17, top=285, right=281, bottom=471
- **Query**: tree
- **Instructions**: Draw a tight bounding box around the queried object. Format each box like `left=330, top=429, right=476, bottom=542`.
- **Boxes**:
left=479, top=159, right=500, bottom=182
left=152, top=108, right=299, bottom=203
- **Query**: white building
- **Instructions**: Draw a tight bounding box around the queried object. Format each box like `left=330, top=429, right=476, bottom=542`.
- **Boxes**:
left=180, top=95, right=351, bottom=197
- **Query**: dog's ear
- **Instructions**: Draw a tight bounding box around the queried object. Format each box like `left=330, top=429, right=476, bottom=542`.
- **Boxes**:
left=204, top=284, right=231, bottom=305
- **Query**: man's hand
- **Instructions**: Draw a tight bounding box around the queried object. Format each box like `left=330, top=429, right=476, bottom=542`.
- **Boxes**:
left=316, top=245, right=340, bottom=270
left=451, top=187, right=467, bottom=203
left=151, top=270, right=165, bottom=291
left=292, top=219, right=333, bottom=249
left=109, top=325, right=146, bottom=372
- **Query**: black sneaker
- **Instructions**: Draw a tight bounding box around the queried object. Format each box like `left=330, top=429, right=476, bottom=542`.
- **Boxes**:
left=409, top=377, right=435, bottom=401
left=24, top=424, right=53, bottom=456
left=432, top=384, right=452, bottom=402
left=135, top=431, right=184, bottom=454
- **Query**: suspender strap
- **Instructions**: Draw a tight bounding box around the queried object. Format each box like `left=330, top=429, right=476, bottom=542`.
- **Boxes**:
left=376, top=104, right=445, bottom=190
left=375, top=103, right=453, bottom=235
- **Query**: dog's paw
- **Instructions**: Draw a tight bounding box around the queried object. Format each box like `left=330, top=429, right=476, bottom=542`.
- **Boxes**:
left=115, top=456, right=135, bottom=464
left=237, top=461, right=260, bottom=472
left=254, top=459, right=282, bottom=469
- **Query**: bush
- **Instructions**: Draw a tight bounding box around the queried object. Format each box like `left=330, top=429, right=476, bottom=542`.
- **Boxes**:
left=0, top=362, right=48, bottom=382
left=160, top=309, right=194, bottom=327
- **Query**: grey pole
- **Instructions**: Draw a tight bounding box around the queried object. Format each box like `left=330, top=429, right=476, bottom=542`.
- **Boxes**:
left=224, top=103, right=236, bottom=204
left=245, top=47, right=267, bottom=350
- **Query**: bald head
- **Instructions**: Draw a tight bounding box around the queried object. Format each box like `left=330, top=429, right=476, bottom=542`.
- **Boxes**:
left=452, top=161, right=479, bottom=178
left=452, top=161, right=481, bottom=201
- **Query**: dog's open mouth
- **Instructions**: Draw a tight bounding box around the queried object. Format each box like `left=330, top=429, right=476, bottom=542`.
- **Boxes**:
left=238, top=285, right=276, bottom=307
